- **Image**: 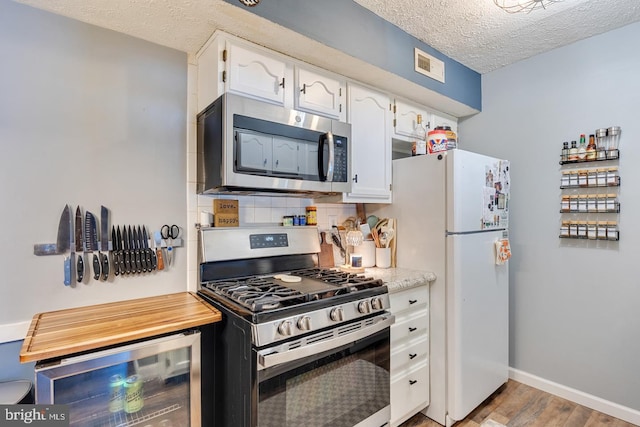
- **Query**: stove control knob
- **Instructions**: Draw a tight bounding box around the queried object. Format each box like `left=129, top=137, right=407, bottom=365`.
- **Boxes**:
left=371, top=297, right=384, bottom=311
left=330, top=307, right=344, bottom=322
left=297, top=316, right=312, bottom=331
left=278, top=320, right=293, bottom=336
left=358, top=300, right=371, bottom=314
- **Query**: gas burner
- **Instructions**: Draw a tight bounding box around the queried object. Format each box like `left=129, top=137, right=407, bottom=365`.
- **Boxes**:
left=292, top=268, right=383, bottom=288
left=204, top=278, right=308, bottom=313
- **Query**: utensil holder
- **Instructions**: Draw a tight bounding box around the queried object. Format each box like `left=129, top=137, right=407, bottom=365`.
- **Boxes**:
left=361, top=240, right=376, bottom=268
left=375, top=247, right=391, bottom=268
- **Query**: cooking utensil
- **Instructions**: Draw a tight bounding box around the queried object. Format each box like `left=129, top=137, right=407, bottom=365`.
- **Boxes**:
left=318, top=231, right=335, bottom=268
left=75, top=207, right=84, bottom=283
left=137, top=225, right=147, bottom=273
left=161, top=224, right=179, bottom=267
left=111, top=226, right=120, bottom=276
left=154, top=230, right=165, bottom=271
left=33, top=205, right=71, bottom=255
left=100, top=206, right=110, bottom=281
left=63, top=205, right=74, bottom=286
left=85, top=211, right=101, bottom=281
left=366, top=215, right=379, bottom=231
left=143, top=226, right=155, bottom=271
left=130, top=226, right=141, bottom=274
left=123, top=225, right=131, bottom=274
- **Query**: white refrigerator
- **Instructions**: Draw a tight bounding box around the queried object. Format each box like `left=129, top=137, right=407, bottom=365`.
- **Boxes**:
left=371, top=149, right=510, bottom=426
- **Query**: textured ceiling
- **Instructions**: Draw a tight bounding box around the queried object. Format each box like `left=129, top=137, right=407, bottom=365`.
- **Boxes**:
left=12, top=0, right=640, bottom=74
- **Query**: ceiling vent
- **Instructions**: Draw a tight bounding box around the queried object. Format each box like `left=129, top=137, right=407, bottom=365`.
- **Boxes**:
left=414, top=48, right=445, bottom=83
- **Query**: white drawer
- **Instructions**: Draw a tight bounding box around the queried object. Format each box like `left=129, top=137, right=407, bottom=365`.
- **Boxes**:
left=391, top=337, right=428, bottom=372
left=391, top=309, right=428, bottom=344
left=390, top=362, right=429, bottom=425
left=390, top=285, right=428, bottom=314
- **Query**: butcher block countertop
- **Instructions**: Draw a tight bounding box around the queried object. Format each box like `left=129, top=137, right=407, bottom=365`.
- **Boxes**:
left=19, top=292, right=221, bottom=363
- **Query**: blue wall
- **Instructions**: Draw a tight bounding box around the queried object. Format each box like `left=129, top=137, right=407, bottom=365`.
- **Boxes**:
left=224, top=0, right=481, bottom=111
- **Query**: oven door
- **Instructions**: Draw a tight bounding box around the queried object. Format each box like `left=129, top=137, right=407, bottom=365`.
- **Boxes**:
left=255, top=313, right=394, bottom=427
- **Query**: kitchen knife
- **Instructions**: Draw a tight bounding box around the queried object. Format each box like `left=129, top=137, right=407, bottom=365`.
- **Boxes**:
left=86, top=211, right=101, bottom=281
left=63, top=205, right=74, bottom=286
left=100, top=206, right=110, bottom=281
left=115, top=226, right=123, bottom=276
left=33, top=205, right=71, bottom=255
left=111, top=226, right=119, bottom=276
left=153, top=230, right=165, bottom=271
left=75, top=206, right=84, bottom=283
left=136, top=226, right=147, bottom=273
left=132, top=226, right=142, bottom=273
left=143, top=226, right=156, bottom=271
left=122, top=225, right=131, bottom=274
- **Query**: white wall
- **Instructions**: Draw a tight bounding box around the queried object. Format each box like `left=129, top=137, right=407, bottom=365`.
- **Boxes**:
left=459, top=22, right=640, bottom=412
left=0, top=0, right=188, bottom=357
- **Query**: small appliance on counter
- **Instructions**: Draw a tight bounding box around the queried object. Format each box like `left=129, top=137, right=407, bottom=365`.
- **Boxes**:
left=198, top=226, right=394, bottom=427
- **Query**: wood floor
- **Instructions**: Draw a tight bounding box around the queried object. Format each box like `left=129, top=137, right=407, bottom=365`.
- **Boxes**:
left=399, top=380, right=637, bottom=427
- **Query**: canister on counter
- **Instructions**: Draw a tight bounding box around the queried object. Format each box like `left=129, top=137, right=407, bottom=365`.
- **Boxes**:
left=305, top=206, right=317, bottom=226
left=124, top=375, right=144, bottom=414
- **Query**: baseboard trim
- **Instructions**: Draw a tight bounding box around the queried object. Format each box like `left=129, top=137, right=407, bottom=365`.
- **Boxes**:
left=509, top=368, right=640, bottom=426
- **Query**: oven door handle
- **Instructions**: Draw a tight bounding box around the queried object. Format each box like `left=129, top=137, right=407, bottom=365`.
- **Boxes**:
left=257, top=314, right=395, bottom=370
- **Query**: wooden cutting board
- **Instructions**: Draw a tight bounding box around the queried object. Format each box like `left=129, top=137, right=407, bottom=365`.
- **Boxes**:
left=19, top=292, right=221, bottom=363
left=318, top=231, right=335, bottom=268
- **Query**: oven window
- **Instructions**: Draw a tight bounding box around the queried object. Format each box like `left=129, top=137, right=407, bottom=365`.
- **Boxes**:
left=258, top=331, right=390, bottom=427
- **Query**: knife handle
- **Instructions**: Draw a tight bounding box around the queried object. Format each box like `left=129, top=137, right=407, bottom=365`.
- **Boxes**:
left=141, top=248, right=148, bottom=273
left=156, top=248, right=165, bottom=271
left=77, top=255, right=84, bottom=283
left=113, top=251, right=120, bottom=276
left=134, top=250, right=142, bottom=273
left=93, top=254, right=101, bottom=280
left=64, top=255, right=72, bottom=286
left=124, top=250, right=131, bottom=274
left=101, top=252, right=109, bottom=280
left=145, top=249, right=152, bottom=272
left=150, top=249, right=157, bottom=271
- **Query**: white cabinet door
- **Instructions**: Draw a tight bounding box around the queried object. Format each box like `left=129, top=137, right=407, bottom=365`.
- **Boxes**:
left=237, top=131, right=273, bottom=171
left=393, top=98, right=433, bottom=140
left=343, top=84, right=392, bottom=203
left=227, top=42, right=288, bottom=106
left=272, top=137, right=299, bottom=174
left=295, top=67, right=345, bottom=120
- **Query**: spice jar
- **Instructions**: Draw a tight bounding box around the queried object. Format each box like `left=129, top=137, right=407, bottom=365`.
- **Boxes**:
left=577, top=221, right=587, bottom=238
left=607, top=221, right=619, bottom=241
left=569, top=195, right=579, bottom=212
left=587, top=170, right=597, bottom=187
left=607, top=167, right=618, bottom=186
left=561, top=195, right=570, bottom=212
left=305, top=206, right=317, bottom=226
left=587, top=195, right=597, bottom=212
left=560, top=221, right=570, bottom=238
left=561, top=171, right=571, bottom=187
left=578, top=170, right=588, bottom=187
left=597, top=221, right=608, bottom=240
left=587, top=221, right=597, bottom=240
left=577, top=195, right=588, bottom=212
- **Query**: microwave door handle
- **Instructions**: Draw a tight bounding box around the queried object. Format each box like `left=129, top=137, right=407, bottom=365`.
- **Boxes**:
left=317, top=132, right=335, bottom=182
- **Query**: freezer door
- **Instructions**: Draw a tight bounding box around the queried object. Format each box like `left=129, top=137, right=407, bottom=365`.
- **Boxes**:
left=446, top=230, right=508, bottom=422
left=447, top=150, right=510, bottom=233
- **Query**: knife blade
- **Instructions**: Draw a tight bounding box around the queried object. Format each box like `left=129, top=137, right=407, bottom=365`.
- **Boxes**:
left=137, top=226, right=148, bottom=273
left=111, top=226, right=119, bottom=277
left=75, top=206, right=84, bottom=283
left=143, top=226, right=155, bottom=271
left=33, top=205, right=72, bottom=255
left=154, top=230, right=165, bottom=271
left=100, top=206, right=110, bottom=281
left=63, top=205, right=74, bottom=286
left=122, top=225, right=130, bottom=274
left=86, top=211, right=101, bottom=281
left=132, top=226, right=142, bottom=273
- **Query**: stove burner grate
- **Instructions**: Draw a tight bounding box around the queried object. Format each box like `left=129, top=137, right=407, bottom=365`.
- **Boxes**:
left=205, top=277, right=307, bottom=312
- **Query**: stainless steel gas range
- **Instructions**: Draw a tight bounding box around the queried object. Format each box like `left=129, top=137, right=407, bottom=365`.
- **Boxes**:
left=198, top=226, right=394, bottom=427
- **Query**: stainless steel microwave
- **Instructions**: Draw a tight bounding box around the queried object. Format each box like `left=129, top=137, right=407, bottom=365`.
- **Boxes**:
left=197, top=93, right=351, bottom=195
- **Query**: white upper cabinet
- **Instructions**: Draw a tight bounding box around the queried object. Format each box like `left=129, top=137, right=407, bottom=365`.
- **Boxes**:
left=226, top=42, right=290, bottom=107
left=343, top=83, right=392, bottom=203
left=295, top=66, right=346, bottom=121
left=393, top=98, right=433, bottom=141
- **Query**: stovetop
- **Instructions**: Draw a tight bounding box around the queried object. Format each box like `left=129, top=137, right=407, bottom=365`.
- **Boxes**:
left=201, top=267, right=384, bottom=316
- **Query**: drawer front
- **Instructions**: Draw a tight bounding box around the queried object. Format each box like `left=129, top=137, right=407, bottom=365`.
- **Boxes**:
left=391, top=337, right=429, bottom=372
left=390, top=285, right=428, bottom=314
left=390, top=362, right=430, bottom=424
left=391, top=310, right=428, bottom=344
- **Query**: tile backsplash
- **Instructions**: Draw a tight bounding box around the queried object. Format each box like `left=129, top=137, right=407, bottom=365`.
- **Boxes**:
left=197, top=195, right=357, bottom=231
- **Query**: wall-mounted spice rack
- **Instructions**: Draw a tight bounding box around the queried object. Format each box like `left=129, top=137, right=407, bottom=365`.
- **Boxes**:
left=559, top=149, right=619, bottom=165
